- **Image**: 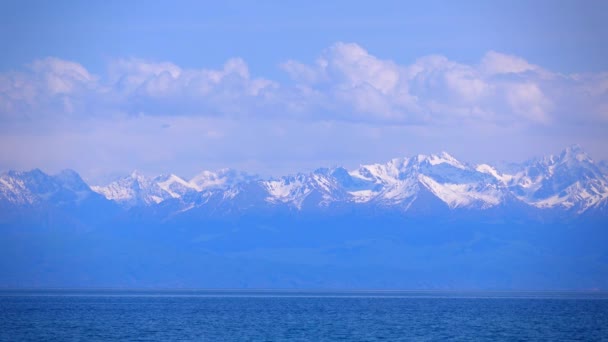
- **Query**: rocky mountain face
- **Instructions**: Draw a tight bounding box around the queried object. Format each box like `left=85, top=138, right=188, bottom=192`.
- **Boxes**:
left=1, top=168, right=109, bottom=209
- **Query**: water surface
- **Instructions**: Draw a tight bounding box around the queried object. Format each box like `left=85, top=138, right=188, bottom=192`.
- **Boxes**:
left=1, top=290, right=607, bottom=341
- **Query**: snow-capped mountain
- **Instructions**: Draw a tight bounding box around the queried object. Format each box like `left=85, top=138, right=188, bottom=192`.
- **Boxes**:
left=89, top=169, right=256, bottom=207
left=90, top=170, right=177, bottom=207
left=154, top=173, right=198, bottom=199
left=488, top=145, right=608, bottom=213
left=2, top=146, right=607, bottom=216
left=0, top=171, right=37, bottom=206
left=190, top=168, right=257, bottom=191
left=208, top=152, right=508, bottom=212
left=0, top=168, right=108, bottom=209
left=344, top=152, right=503, bottom=209
left=261, top=168, right=351, bottom=209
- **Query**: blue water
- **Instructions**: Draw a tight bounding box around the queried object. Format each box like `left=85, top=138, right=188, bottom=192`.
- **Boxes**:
left=1, top=290, right=607, bottom=341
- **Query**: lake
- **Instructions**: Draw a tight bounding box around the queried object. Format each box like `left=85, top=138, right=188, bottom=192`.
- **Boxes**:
left=1, top=290, right=607, bottom=341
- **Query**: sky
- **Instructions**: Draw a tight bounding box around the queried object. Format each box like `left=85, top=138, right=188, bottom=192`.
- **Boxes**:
left=1, top=0, right=607, bottom=183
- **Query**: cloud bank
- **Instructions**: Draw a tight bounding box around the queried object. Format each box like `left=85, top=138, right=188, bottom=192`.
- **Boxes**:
left=1, top=42, right=606, bottom=126
left=0, top=43, right=607, bottom=179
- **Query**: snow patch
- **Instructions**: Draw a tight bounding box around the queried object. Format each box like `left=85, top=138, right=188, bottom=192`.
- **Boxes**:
left=418, top=174, right=501, bottom=209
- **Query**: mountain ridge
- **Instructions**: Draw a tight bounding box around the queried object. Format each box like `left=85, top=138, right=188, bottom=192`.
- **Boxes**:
left=2, top=145, right=606, bottom=217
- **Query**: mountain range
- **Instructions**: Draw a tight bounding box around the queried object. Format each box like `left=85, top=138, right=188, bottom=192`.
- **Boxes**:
left=4, top=144, right=605, bottom=215
left=0, top=145, right=607, bottom=289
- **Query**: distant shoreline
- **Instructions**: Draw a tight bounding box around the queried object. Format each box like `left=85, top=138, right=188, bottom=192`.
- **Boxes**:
left=2, top=288, right=607, bottom=299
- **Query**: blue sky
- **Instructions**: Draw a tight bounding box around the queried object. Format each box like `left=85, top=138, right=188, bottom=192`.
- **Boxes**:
left=1, top=0, right=607, bottom=181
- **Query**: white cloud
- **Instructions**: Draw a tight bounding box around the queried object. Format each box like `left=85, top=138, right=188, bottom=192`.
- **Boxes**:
left=281, top=43, right=418, bottom=123
left=280, top=60, right=321, bottom=84
left=107, top=58, right=182, bottom=95
left=321, top=42, right=401, bottom=94
left=480, top=51, right=539, bottom=75
left=407, top=55, right=490, bottom=113
left=280, top=43, right=604, bottom=126
left=1, top=43, right=607, bottom=179
left=0, top=42, right=606, bottom=129
left=29, top=58, right=97, bottom=101
left=277, top=44, right=588, bottom=126
left=0, top=56, right=279, bottom=120
left=0, top=58, right=100, bottom=119
left=503, top=82, right=552, bottom=124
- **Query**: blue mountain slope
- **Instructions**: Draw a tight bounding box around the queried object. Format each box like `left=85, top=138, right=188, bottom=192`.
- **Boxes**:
left=1, top=211, right=606, bottom=289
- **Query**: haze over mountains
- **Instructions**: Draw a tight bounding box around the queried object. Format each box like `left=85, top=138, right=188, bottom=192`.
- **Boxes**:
left=0, top=145, right=607, bottom=289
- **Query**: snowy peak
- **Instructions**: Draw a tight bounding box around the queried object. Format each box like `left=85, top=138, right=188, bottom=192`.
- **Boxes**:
left=263, top=168, right=348, bottom=208
left=345, top=152, right=503, bottom=208
left=410, top=153, right=503, bottom=209
left=475, top=164, right=513, bottom=184
left=0, top=172, right=37, bottom=205
left=504, top=146, right=608, bottom=212
left=0, top=169, right=101, bottom=207
left=559, top=144, right=591, bottom=163
left=350, top=160, right=403, bottom=185
left=91, top=168, right=258, bottom=207
left=416, top=151, right=467, bottom=170
left=91, top=171, right=172, bottom=206
left=129, top=169, right=145, bottom=179
left=418, top=174, right=502, bottom=209
left=190, top=168, right=257, bottom=191
left=154, top=174, right=197, bottom=198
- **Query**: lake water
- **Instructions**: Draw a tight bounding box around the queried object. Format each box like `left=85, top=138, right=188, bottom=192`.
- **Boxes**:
left=1, top=290, right=607, bottom=341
